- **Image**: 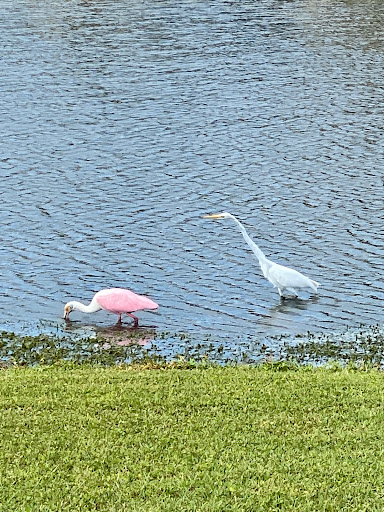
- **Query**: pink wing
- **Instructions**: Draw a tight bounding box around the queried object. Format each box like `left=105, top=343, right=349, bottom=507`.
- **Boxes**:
left=95, top=288, right=158, bottom=314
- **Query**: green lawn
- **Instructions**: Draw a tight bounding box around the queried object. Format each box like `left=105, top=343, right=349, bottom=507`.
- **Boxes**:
left=1, top=364, right=384, bottom=511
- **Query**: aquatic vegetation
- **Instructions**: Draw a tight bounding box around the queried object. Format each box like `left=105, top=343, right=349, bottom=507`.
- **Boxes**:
left=0, top=330, right=157, bottom=367
left=282, top=324, right=384, bottom=367
left=1, top=323, right=384, bottom=368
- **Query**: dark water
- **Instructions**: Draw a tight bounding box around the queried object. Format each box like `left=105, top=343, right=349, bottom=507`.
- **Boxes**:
left=1, top=0, right=384, bottom=360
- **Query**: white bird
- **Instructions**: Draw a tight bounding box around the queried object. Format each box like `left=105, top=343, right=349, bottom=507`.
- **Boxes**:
left=203, top=212, right=320, bottom=299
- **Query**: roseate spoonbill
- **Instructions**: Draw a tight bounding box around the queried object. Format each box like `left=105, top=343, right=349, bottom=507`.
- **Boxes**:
left=203, top=212, right=320, bottom=299
left=63, top=288, right=159, bottom=326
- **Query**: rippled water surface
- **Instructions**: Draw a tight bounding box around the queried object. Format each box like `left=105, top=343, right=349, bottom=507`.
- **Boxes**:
left=1, top=0, right=384, bottom=358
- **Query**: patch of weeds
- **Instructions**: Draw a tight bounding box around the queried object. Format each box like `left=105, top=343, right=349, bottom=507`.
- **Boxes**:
left=283, top=324, right=384, bottom=367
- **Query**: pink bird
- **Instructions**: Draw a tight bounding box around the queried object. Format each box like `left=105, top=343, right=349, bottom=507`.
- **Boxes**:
left=63, top=288, right=159, bottom=327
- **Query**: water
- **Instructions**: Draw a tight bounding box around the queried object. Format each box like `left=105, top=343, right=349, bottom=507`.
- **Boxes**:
left=1, top=0, right=384, bottom=360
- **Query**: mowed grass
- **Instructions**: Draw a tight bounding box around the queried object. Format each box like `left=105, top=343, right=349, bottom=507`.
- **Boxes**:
left=1, top=365, right=384, bottom=511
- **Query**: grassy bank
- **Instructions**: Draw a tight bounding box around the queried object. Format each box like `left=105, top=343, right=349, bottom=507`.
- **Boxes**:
left=1, top=364, right=384, bottom=511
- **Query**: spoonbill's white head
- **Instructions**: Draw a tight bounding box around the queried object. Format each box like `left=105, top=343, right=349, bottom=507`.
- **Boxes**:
left=63, top=302, right=75, bottom=320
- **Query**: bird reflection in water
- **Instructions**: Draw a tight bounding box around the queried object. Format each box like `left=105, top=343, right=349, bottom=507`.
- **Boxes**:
left=271, top=295, right=320, bottom=314
left=257, top=295, right=320, bottom=330
left=63, top=320, right=157, bottom=347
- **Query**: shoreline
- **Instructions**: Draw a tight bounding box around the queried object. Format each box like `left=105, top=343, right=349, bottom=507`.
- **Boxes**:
left=0, top=323, right=383, bottom=368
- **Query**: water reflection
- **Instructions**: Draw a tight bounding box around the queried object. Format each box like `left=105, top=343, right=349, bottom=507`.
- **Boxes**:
left=269, top=296, right=319, bottom=316
left=297, top=0, right=384, bottom=52
left=256, top=296, right=321, bottom=334
left=62, top=321, right=157, bottom=347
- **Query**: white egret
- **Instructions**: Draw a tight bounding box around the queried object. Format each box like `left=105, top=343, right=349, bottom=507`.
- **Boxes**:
left=203, top=212, right=320, bottom=299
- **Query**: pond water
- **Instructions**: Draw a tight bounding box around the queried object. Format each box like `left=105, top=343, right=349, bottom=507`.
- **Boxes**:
left=1, top=0, right=384, bottom=361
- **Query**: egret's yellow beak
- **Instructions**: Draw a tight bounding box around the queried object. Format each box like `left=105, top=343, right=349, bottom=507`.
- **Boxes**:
left=63, top=307, right=70, bottom=320
left=202, top=214, right=224, bottom=219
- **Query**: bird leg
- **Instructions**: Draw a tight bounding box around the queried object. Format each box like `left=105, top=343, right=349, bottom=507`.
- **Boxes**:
left=278, top=287, right=298, bottom=300
left=127, top=313, right=139, bottom=328
left=117, top=314, right=122, bottom=324
left=286, top=287, right=298, bottom=297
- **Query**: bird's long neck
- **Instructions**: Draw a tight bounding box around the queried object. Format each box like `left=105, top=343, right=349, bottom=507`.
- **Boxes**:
left=72, top=298, right=102, bottom=314
left=229, top=215, right=269, bottom=265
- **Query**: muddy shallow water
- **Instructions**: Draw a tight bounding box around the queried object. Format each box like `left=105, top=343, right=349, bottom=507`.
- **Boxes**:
left=1, top=0, right=384, bottom=360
